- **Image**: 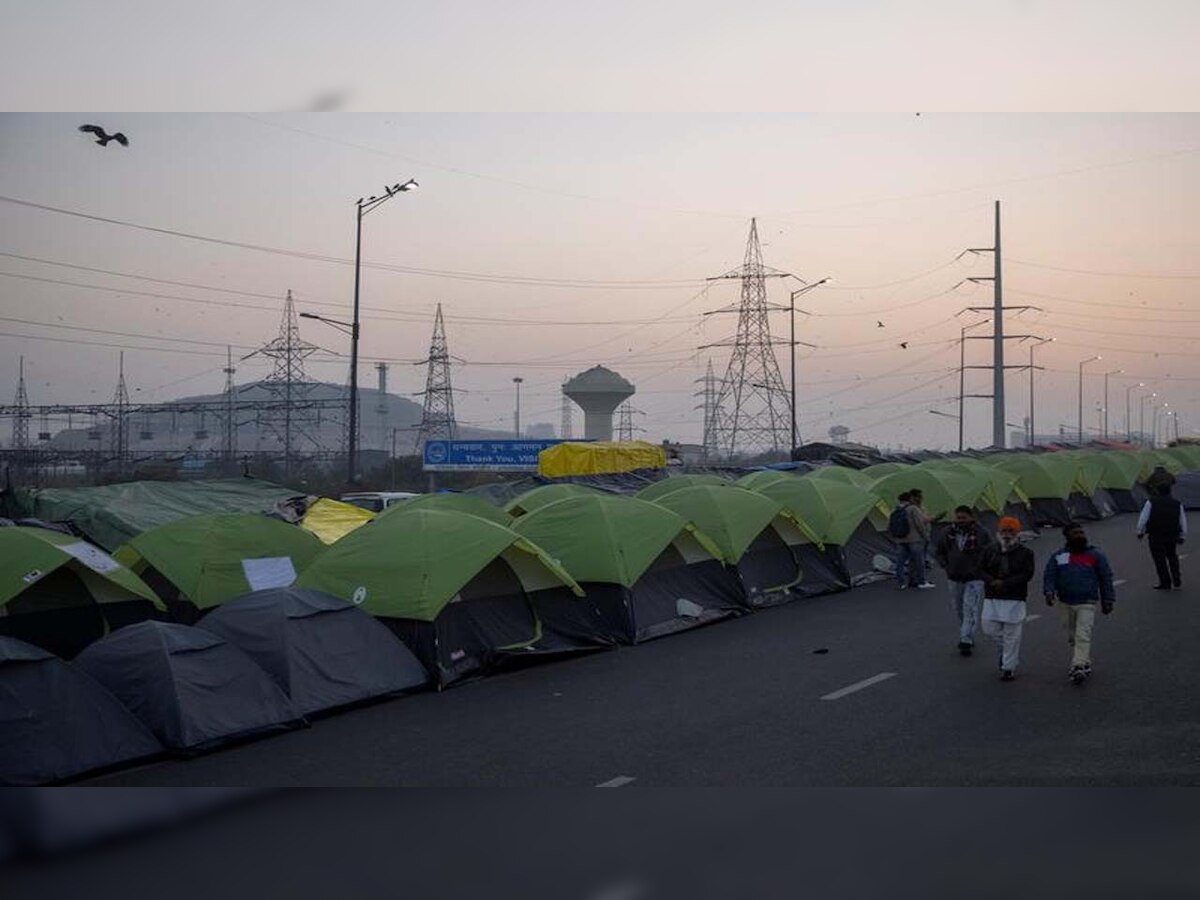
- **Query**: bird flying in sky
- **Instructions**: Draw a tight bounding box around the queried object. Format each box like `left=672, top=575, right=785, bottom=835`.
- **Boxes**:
left=78, top=124, right=129, bottom=147
left=876, top=320, right=885, bottom=328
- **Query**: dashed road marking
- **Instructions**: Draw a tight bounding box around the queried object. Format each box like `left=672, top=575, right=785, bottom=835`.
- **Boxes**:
left=820, top=672, right=897, bottom=701
left=596, top=775, right=636, bottom=788
left=1114, top=579, right=1128, bottom=586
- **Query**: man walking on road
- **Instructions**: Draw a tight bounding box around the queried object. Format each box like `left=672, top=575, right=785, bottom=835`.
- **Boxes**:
left=1136, top=487, right=1187, bottom=590
left=890, top=490, right=934, bottom=590
left=980, top=516, right=1036, bottom=681
left=935, top=505, right=993, bottom=656
left=1043, top=522, right=1117, bottom=686
left=1145, top=464, right=1176, bottom=498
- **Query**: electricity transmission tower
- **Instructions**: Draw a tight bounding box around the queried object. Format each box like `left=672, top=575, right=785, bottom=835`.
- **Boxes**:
left=700, top=218, right=794, bottom=459
left=616, top=402, right=644, bottom=442
left=415, top=303, right=457, bottom=449
left=247, top=289, right=321, bottom=475
left=110, top=352, right=131, bottom=474
left=695, top=358, right=721, bottom=461
left=11, top=355, right=30, bottom=455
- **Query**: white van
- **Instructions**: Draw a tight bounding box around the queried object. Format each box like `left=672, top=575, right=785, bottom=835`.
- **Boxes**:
left=339, top=491, right=421, bottom=513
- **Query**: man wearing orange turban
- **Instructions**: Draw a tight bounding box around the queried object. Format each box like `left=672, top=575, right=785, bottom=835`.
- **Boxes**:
left=980, top=517, right=1036, bottom=681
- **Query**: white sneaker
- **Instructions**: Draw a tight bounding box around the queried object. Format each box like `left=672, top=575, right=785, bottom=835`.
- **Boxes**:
left=917, top=582, right=936, bottom=590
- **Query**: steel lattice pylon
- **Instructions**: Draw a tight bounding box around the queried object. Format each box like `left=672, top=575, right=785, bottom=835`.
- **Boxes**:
left=109, top=352, right=131, bottom=472
left=251, top=290, right=321, bottom=473
left=11, top=355, right=30, bottom=454
left=694, top=358, right=721, bottom=461
left=701, top=219, right=792, bottom=459
left=415, top=303, right=457, bottom=449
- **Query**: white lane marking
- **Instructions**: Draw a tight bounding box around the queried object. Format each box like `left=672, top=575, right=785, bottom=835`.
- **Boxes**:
left=596, top=776, right=636, bottom=788
left=1025, top=614, right=1041, bottom=622
left=1180, top=553, right=1189, bottom=560
left=1114, top=579, right=1127, bottom=586
left=820, top=672, right=897, bottom=701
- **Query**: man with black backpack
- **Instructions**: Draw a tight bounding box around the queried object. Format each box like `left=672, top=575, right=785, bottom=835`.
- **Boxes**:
left=1136, top=486, right=1187, bottom=590
left=890, top=491, right=934, bottom=590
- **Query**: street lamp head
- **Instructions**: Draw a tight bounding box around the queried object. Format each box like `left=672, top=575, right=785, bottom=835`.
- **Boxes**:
left=398, top=179, right=418, bottom=191
left=298, top=312, right=318, bottom=320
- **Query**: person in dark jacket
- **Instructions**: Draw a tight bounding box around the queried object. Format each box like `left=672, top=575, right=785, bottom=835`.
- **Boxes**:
left=1136, top=488, right=1187, bottom=589
left=980, top=517, right=1036, bottom=681
left=935, top=505, right=993, bottom=656
left=1043, top=522, right=1117, bottom=685
left=1145, top=465, right=1176, bottom=497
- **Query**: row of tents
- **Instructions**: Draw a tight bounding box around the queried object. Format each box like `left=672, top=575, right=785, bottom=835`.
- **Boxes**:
left=2, top=444, right=1198, bottom=784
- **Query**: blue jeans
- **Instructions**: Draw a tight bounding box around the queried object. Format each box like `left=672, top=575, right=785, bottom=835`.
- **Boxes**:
left=895, top=543, right=925, bottom=587
left=950, top=580, right=984, bottom=644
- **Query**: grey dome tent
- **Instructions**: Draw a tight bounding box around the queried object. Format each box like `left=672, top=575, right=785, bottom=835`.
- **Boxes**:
left=198, top=588, right=429, bottom=716
left=0, top=636, right=162, bottom=785
left=75, top=621, right=303, bottom=754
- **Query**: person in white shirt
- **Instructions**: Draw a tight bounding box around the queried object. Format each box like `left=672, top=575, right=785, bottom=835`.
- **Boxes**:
left=1136, top=490, right=1188, bottom=590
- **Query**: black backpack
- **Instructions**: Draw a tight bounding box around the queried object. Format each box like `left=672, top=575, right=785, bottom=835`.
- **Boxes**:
left=888, top=506, right=911, bottom=539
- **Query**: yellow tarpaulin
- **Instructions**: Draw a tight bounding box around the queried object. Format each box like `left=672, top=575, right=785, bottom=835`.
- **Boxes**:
left=538, top=441, right=667, bottom=477
left=300, top=497, right=375, bottom=544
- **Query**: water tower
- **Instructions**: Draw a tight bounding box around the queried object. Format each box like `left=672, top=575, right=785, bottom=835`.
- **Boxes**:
left=563, top=365, right=635, bottom=441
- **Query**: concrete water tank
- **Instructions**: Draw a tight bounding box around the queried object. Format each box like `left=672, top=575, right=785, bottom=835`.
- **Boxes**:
left=563, top=365, right=635, bottom=442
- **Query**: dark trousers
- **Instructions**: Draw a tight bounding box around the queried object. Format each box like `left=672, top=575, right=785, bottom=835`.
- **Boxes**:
left=1148, top=537, right=1182, bottom=587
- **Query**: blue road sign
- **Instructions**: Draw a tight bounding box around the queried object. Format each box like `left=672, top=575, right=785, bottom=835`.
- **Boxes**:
left=422, top=439, right=571, bottom=472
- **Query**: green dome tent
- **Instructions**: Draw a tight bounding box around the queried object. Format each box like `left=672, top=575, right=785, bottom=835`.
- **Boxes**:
left=114, top=514, right=324, bottom=624
left=865, top=467, right=989, bottom=520
left=733, top=470, right=793, bottom=492
left=504, top=483, right=605, bottom=517
left=1087, top=451, right=1146, bottom=512
left=990, top=455, right=1085, bottom=526
left=860, top=462, right=911, bottom=480
left=0, top=527, right=163, bottom=659
left=510, top=494, right=742, bottom=644
left=807, top=466, right=874, bottom=489
left=381, top=491, right=512, bottom=526
left=650, top=485, right=827, bottom=605
left=296, top=508, right=587, bottom=686
left=747, top=475, right=892, bottom=589
left=636, top=473, right=731, bottom=502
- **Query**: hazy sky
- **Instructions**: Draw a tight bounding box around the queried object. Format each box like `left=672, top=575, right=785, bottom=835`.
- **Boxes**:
left=2, top=109, right=1199, bottom=450
left=5, top=1, right=1200, bottom=111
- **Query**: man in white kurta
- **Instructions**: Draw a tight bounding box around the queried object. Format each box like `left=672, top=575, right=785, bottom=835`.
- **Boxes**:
left=980, top=517, right=1037, bottom=681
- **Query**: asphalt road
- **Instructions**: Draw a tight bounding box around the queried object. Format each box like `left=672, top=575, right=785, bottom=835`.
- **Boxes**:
left=91, top=511, right=1200, bottom=786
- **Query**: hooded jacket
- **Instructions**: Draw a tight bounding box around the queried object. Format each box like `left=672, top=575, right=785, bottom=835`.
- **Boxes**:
left=1042, top=543, right=1116, bottom=606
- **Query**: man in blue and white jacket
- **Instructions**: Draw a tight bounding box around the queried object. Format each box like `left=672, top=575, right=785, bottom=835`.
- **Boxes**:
left=1043, top=522, right=1117, bottom=685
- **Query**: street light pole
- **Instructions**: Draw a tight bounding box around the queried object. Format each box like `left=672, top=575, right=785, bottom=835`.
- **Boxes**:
left=1102, top=369, right=1121, bottom=440
left=786, top=279, right=826, bottom=455
left=1028, top=337, right=1053, bottom=447
left=513, top=377, right=524, bottom=439
left=1140, top=392, right=1157, bottom=447
left=1125, top=382, right=1145, bottom=443
left=1077, top=355, right=1101, bottom=444
left=346, top=178, right=418, bottom=484
left=1153, top=403, right=1167, bottom=449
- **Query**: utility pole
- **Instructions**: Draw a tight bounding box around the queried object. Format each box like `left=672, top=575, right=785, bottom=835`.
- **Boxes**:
left=1077, top=356, right=1101, bottom=444
left=375, top=362, right=389, bottom=451
left=1125, top=383, right=1144, bottom=443
left=959, top=201, right=1036, bottom=449
left=787, top=281, right=824, bottom=455
left=956, top=317, right=998, bottom=452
